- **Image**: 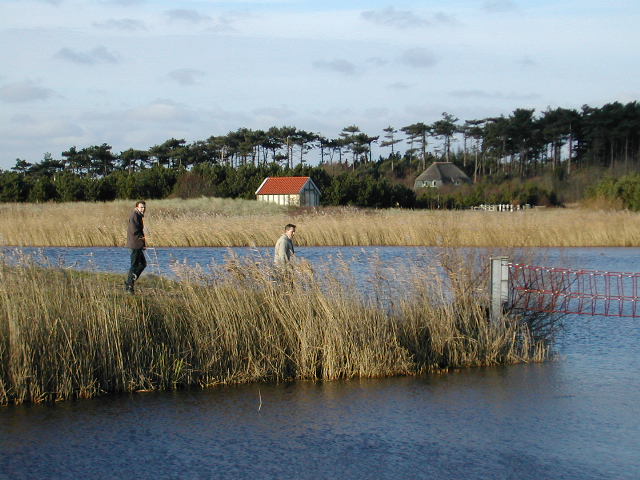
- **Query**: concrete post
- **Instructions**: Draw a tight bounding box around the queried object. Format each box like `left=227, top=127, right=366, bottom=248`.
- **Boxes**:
left=490, top=256, right=510, bottom=323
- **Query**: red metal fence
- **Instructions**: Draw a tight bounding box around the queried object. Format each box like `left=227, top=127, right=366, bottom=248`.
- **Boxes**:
left=508, top=263, right=640, bottom=317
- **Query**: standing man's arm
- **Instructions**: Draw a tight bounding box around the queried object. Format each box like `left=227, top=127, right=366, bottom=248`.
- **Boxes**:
left=139, top=216, right=146, bottom=249
left=135, top=213, right=146, bottom=247
left=286, top=237, right=295, bottom=260
left=274, top=236, right=286, bottom=263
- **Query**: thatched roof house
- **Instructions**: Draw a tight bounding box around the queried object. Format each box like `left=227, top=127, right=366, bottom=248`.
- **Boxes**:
left=414, top=162, right=472, bottom=189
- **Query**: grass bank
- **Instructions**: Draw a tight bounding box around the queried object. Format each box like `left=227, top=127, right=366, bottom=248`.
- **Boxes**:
left=0, top=251, right=556, bottom=405
left=1, top=198, right=640, bottom=247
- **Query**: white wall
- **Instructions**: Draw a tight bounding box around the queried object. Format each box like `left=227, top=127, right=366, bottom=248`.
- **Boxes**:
left=256, top=181, right=321, bottom=207
left=257, top=194, right=300, bottom=206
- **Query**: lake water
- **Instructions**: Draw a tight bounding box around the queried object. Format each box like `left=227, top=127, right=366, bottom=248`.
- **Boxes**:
left=1, top=247, right=639, bottom=479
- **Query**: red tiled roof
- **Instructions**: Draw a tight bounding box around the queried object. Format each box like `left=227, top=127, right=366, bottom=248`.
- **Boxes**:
left=256, top=176, right=311, bottom=195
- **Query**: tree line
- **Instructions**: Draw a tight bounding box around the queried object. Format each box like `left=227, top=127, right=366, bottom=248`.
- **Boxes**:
left=1, top=100, right=639, bottom=207
left=0, top=161, right=418, bottom=208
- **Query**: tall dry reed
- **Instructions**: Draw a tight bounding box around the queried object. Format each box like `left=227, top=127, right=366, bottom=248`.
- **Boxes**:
left=1, top=198, right=640, bottom=247
left=0, top=250, right=556, bottom=405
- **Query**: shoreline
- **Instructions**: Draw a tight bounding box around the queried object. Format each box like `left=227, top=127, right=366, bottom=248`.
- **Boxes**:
left=0, top=255, right=555, bottom=405
left=3, top=243, right=640, bottom=249
left=2, top=199, right=640, bottom=248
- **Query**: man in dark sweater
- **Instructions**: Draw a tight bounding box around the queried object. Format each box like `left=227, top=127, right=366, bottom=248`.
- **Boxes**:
left=125, top=201, right=147, bottom=293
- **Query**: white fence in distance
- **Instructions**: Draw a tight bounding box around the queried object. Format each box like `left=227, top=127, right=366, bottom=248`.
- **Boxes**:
left=472, top=204, right=532, bottom=212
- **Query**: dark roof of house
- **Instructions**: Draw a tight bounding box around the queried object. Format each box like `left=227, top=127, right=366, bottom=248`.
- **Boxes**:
left=255, top=176, right=319, bottom=195
left=415, top=162, right=471, bottom=184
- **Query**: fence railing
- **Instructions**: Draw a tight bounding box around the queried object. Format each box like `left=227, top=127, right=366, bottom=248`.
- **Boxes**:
left=490, top=256, right=640, bottom=318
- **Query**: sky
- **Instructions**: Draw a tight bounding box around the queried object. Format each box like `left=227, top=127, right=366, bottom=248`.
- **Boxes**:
left=1, top=0, right=638, bottom=169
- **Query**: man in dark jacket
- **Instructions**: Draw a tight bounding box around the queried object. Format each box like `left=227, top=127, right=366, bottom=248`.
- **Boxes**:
left=125, top=201, right=147, bottom=293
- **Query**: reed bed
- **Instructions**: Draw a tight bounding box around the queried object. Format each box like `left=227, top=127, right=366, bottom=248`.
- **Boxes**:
left=1, top=198, right=640, bottom=247
left=0, top=250, right=556, bottom=405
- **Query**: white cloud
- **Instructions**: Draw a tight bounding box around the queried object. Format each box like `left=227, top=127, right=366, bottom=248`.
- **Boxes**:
left=165, top=9, right=212, bottom=23
left=399, top=48, right=438, bottom=68
left=54, top=46, right=120, bottom=65
left=161, top=9, right=237, bottom=32
left=361, top=7, right=430, bottom=28
left=388, top=82, right=412, bottom=90
left=433, top=12, right=458, bottom=25
left=0, top=80, right=57, bottom=103
left=518, top=55, right=537, bottom=67
left=449, top=89, right=540, bottom=100
left=364, top=107, right=390, bottom=118
left=361, top=7, right=458, bottom=29
left=366, top=57, right=389, bottom=67
left=101, top=0, right=146, bottom=5
left=93, top=18, right=147, bottom=31
left=252, top=105, right=296, bottom=118
left=312, top=59, right=358, bottom=76
left=482, top=1, right=518, bottom=13
left=167, top=69, right=206, bottom=86
left=205, top=17, right=236, bottom=34
left=125, top=99, right=199, bottom=123
left=6, top=114, right=84, bottom=140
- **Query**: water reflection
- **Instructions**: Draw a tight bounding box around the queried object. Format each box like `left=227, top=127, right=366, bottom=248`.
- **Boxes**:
left=2, top=363, right=638, bottom=479
left=5, top=245, right=640, bottom=278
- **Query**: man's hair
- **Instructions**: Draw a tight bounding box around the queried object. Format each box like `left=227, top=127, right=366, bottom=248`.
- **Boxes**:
left=284, top=223, right=296, bottom=231
left=136, top=201, right=146, bottom=207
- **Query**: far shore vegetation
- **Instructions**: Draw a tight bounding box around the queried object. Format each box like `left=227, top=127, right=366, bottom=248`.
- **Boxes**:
left=0, top=250, right=558, bottom=405
left=1, top=198, right=640, bottom=248
left=1, top=101, right=640, bottom=213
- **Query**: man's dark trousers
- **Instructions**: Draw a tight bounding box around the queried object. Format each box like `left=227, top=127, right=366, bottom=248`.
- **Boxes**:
left=126, top=248, right=146, bottom=288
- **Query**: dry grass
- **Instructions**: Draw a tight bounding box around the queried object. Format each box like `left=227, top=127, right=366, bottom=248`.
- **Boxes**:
left=2, top=198, right=639, bottom=248
left=577, top=196, right=626, bottom=211
left=0, top=250, right=555, bottom=405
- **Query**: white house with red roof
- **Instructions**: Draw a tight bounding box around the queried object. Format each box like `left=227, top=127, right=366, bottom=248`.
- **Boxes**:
left=255, top=176, right=321, bottom=207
